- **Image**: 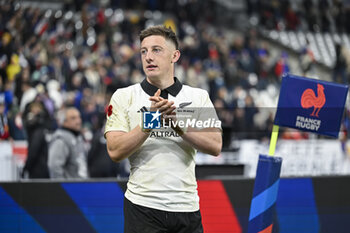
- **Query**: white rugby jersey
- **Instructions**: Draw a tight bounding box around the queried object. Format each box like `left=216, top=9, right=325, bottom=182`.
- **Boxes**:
left=105, top=78, right=221, bottom=212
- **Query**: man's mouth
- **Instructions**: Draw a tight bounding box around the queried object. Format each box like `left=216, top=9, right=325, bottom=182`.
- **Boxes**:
left=146, top=65, right=158, bottom=70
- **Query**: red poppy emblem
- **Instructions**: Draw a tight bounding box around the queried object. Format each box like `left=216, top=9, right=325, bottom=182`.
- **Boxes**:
left=107, top=105, right=113, bottom=117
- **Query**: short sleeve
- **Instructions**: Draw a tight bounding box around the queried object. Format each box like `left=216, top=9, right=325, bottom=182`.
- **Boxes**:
left=197, top=90, right=222, bottom=130
left=104, top=89, right=130, bottom=135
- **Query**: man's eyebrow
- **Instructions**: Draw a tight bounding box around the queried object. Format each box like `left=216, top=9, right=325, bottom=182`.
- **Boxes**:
left=140, top=45, right=163, bottom=50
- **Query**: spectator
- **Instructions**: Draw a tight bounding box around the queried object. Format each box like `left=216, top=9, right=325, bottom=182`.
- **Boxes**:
left=0, top=76, right=12, bottom=113
left=2, top=0, right=347, bottom=148
left=333, top=43, right=348, bottom=84
left=0, top=95, right=9, bottom=140
left=48, top=107, right=88, bottom=179
left=284, top=2, right=300, bottom=30
left=332, top=0, right=345, bottom=33
left=274, top=51, right=290, bottom=79
left=299, top=40, right=316, bottom=77
left=22, top=101, right=51, bottom=178
left=88, top=124, right=127, bottom=178
left=7, top=106, right=26, bottom=140
left=186, top=59, right=209, bottom=90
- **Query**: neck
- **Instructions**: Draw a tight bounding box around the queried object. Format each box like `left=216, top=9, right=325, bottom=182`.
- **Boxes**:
left=62, top=126, right=80, bottom=136
left=147, top=76, right=174, bottom=90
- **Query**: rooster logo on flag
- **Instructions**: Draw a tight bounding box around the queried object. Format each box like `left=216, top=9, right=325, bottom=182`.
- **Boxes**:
left=301, top=84, right=326, bottom=117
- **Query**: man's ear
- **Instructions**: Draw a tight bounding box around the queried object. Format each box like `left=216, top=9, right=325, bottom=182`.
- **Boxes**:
left=171, top=50, right=181, bottom=63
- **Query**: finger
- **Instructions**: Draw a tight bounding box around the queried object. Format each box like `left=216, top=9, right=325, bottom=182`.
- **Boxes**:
left=154, top=99, right=169, bottom=109
left=168, top=111, right=177, bottom=118
left=161, top=105, right=176, bottom=115
left=149, top=89, right=161, bottom=102
left=163, top=109, right=176, bottom=118
left=158, top=101, right=175, bottom=112
left=154, top=89, right=161, bottom=97
left=149, top=96, right=164, bottom=102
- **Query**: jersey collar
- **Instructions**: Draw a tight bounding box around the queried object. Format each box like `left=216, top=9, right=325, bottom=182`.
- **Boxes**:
left=141, top=77, right=182, bottom=99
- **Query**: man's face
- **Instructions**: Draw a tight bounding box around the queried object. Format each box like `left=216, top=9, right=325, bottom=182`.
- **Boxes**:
left=63, top=109, right=82, bottom=132
left=140, top=35, right=177, bottom=79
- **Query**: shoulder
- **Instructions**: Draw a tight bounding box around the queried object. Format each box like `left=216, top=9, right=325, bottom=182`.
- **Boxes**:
left=180, top=85, right=215, bottom=108
left=181, top=85, right=210, bottom=100
left=49, top=132, right=67, bottom=151
left=111, top=84, right=140, bottom=97
left=182, top=85, right=208, bottom=95
left=51, top=129, right=72, bottom=144
left=109, top=84, right=141, bottom=109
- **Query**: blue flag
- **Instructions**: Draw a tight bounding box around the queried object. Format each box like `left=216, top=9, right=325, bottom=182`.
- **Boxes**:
left=274, top=74, right=348, bottom=137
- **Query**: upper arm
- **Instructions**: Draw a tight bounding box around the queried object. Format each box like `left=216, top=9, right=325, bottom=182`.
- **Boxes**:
left=197, top=90, right=222, bottom=131
left=48, top=139, right=69, bottom=167
left=104, top=89, right=130, bottom=136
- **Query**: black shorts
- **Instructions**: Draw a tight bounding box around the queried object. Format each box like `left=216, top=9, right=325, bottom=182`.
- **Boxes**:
left=124, top=197, right=203, bottom=233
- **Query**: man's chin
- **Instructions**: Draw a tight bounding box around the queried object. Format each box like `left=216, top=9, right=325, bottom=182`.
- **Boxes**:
left=74, top=127, right=82, bottom=132
left=146, top=73, right=160, bottom=79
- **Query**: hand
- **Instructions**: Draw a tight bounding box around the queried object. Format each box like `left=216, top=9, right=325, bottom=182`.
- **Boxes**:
left=149, top=89, right=176, bottom=125
left=149, top=90, right=186, bottom=135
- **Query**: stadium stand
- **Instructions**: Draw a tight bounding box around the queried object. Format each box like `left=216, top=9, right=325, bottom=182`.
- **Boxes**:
left=0, top=0, right=350, bottom=179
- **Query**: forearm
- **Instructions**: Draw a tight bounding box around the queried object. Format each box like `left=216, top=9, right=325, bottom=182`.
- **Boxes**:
left=106, top=126, right=149, bottom=162
left=177, top=127, right=222, bottom=156
left=48, top=164, right=64, bottom=178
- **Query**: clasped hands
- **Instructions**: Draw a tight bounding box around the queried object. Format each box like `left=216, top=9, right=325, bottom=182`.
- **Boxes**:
left=149, top=89, right=177, bottom=127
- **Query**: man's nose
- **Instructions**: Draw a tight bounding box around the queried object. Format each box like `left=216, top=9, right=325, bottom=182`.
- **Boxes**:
left=145, top=51, right=154, bottom=62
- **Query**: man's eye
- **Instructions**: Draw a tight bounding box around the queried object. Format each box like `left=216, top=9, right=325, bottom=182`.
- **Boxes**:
left=141, top=50, right=147, bottom=55
left=153, top=48, right=161, bottom=53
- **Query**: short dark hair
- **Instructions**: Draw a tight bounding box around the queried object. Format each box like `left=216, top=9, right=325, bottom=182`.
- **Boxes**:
left=140, top=25, right=179, bottom=50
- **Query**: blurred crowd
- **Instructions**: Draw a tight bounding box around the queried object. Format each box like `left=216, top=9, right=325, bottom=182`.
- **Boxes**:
left=1, top=0, right=350, bottom=179
left=247, top=0, right=350, bottom=33
left=246, top=0, right=350, bottom=146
